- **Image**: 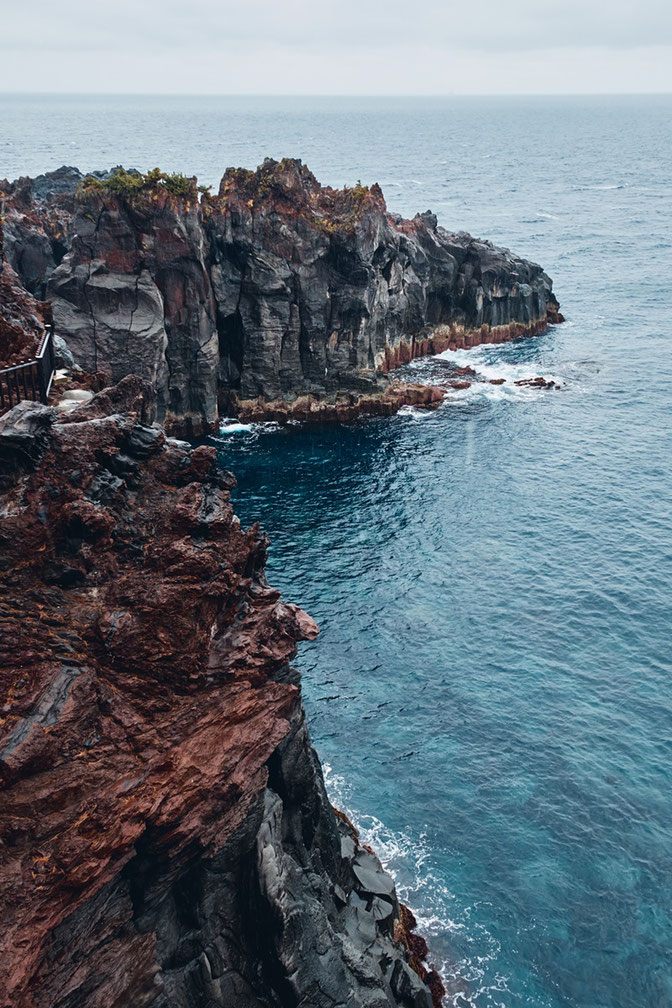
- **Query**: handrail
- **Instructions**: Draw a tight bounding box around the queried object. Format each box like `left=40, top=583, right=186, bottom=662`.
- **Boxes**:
left=0, top=325, right=56, bottom=413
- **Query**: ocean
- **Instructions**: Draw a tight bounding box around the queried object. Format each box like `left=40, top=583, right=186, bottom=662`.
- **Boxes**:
left=3, top=93, right=671, bottom=1008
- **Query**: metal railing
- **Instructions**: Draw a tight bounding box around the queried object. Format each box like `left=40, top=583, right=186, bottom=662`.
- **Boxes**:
left=0, top=326, right=56, bottom=413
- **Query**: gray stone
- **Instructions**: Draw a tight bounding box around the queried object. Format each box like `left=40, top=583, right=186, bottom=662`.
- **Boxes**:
left=52, top=333, right=78, bottom=370
left=353, top=863, right=396, bottom=900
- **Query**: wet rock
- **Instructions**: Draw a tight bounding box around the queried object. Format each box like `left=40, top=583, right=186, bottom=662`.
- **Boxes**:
left=227, top=380, right=446, bottom=424
left=513, top=376, right=556, bottom=388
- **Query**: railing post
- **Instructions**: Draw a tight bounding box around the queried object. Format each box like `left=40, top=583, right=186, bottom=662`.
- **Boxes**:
left=0, top=326, right=56, bottom=412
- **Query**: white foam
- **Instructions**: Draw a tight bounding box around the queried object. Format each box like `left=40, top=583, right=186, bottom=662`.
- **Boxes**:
left=218, top=419, right=282, bottom=435
left=398, top=404, right=435, bottom=420
left=219, top=421, right=255, bottom=433
left=432, top=346, right=566, bottom=402
left=322, top=763, right=508, bottom=1007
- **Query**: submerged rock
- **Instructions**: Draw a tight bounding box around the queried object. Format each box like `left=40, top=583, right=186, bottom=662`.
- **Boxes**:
left=514, top=376, right=557, bottom=388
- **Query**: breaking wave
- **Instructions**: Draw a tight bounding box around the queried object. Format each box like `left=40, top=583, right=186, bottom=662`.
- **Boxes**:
left=323, top=763, right=509, bottom=1008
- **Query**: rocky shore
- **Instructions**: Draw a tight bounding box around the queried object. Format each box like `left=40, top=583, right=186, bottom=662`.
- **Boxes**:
left=0, top=378, right=444, bottom=1008
left=1, top=160, right=562, bottom=433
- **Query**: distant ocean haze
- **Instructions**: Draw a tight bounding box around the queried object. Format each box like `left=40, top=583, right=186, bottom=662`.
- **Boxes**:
left=5, top=93, right=672, bottom=1008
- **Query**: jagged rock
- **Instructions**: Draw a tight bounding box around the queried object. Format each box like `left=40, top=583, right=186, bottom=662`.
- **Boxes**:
left=4, top=160, right=562, bottom=433
left=0, top=256, right=48, bottom=368
left=0, top=167, right=81, bottom=297
left=46, top=185, right=218, bottom=436
left=0, top=400, right=54, bottom=481
left=227, top=380, right=446, bottom=423
left=207, top=159, right=560, bottom=403
left=514, top=376, right=556, bottom=388
left=0, top=384, right=441, bottom=1008
left=353, top=858, right=397, bottom=899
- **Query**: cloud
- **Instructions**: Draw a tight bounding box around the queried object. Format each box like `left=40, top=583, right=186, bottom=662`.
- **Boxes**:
left=1, top=0, right=672, bottom=92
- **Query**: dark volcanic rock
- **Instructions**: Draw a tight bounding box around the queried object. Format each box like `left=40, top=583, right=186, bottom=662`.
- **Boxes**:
left=47, top=182, right=218, bottom=436
left=0, top=382, right=440, bottom=1008
left=0, top=213, right=49, bottom=367
left=0, top=167, right=81, bottom=297
left=205, top=159, right=560, bottom=404
left=4, top=160, right=561, bottom=432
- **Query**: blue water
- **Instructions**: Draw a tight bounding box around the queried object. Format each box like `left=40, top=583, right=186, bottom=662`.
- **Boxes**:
left=3, top=94, right=672, bottom=1008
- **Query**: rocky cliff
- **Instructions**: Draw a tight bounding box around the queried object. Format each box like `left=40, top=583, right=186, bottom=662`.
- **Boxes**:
left=0, top=378, right=443, bottom=1008
left=2, top=161, right=562, bottom=433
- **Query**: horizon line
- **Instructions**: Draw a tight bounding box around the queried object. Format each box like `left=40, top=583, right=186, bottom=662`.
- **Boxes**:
left=1, top=90, right=672, bottom=99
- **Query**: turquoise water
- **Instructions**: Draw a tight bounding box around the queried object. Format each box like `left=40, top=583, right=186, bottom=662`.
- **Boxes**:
left=3, top=94, right=672, bottom=1007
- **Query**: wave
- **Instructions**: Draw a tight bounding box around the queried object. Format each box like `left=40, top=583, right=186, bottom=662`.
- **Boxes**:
left=398, top=404, right=437, bottom=420
left=571, top=183, right=627, bottom=191
left=429, top=347, right=567, bottom=403
left=217, top=419, right=282, bottom=435
left=522, top=211, right=559, bottom=223
left=322, top=763, right=506, bottom=1007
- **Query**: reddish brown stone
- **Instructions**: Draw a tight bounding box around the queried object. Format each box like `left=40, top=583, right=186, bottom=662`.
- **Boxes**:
left=395, top=903, right=447, bottom=1008
left=224, top=381, right=446, bottom=424
left=0, top=381, right=317, bottom=1007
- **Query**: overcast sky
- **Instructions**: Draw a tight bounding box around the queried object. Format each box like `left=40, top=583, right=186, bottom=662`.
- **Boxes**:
left=2, top=0, right=671, bottom=95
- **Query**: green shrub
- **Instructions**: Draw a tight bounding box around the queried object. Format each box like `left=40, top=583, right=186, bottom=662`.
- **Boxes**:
left=80, top=167, right=200, bottom=202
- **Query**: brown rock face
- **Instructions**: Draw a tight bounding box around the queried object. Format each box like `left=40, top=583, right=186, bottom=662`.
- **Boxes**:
left=224, top=380, right=446, bottom=423
left=0, top=379, right=439, bottom=1008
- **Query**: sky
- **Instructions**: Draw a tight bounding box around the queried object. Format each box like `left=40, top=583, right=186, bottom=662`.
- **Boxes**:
left=1, top=0, right=671, bottom=95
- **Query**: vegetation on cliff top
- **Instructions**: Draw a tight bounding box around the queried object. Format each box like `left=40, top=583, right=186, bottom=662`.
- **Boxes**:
left=214, top=158, right=382, bottom=235
left=80, top=167, right=211, bottom=203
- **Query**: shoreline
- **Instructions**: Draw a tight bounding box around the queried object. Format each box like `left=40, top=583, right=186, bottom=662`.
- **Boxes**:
left=215, top=316, right=563, bottom=428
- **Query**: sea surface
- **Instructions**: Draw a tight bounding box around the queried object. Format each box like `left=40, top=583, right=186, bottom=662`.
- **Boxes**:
left=3, top=94, right=671, bottom=1008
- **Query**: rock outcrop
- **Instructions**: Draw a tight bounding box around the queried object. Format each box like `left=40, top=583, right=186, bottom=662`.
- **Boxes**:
left=206, top=161, right=560, bottom=406
left=0, top=379, right=442, bottom=1008
left=0, top=166, right=79, bottom=299
left=43, top=173, right=218, bottom=435
left=0, top=212, right=49, bottom=368
left=2, top=161, right=562, bottom=433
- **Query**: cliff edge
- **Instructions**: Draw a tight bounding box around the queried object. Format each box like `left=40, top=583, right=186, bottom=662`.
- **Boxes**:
left=0, top=378, right=443, bottom=1008
left=2, top=161, right=562, bottom=433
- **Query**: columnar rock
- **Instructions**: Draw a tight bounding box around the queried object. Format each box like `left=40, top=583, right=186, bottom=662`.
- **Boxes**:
left=0, top=379, right=443, bottom=1008
left=205, top=159, right=560, bottom=406
left=4, top=160, right=562, bottom=432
